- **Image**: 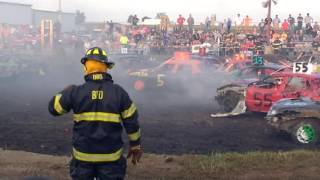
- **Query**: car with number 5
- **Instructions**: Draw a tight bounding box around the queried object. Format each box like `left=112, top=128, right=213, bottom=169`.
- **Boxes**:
left=127, top=51, right=203, bottom=91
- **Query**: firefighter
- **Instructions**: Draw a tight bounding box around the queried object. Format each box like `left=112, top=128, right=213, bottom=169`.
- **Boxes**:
left=48, top=47, right=142, bottom=180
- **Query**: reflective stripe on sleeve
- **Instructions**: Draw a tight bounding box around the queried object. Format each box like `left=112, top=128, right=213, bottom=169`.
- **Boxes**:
left=121, top=103, right=137, bottom=119
left=73, top=148, right=123, bottom=162
left=54, top=94, right=66, bottom=114
left=128, top=129, right=141, bottom=141
left=73, top=112, right=121, bottom=123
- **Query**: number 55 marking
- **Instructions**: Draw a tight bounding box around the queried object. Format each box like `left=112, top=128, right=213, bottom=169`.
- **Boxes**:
left=157, top=74, right=165, bottom=87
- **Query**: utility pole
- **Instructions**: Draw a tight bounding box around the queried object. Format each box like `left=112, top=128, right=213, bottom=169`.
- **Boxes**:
left=58, top=0, right=62, bottom=22
left=267, top=0, right=272, bottom=44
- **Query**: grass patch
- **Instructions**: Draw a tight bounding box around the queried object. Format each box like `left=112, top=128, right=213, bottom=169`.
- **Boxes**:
left=0, top=149, right=319, bottom=180
left=184, top=150, right=320, bottom=180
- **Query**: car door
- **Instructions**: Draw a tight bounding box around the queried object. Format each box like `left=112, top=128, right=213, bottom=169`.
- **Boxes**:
left=282, top=76, right=308, bottom=99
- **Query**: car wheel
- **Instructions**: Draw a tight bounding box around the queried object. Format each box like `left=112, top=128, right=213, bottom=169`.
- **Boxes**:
left=291, top=120, right=319, bottom=145
left=221, top=91, right=241, bottom=113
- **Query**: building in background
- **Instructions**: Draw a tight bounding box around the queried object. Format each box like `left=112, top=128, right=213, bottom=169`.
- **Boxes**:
left=0, top=1, right=76, bottom=32
left=0, top=1, right=32, bottom=25
left=33, top=9, right=76, bottom=32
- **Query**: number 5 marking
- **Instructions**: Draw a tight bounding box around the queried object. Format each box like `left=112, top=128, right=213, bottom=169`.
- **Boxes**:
left=157, top=74, right=165, bottom=87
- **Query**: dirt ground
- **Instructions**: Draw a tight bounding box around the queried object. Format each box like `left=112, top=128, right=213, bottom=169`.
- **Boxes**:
left=0, top=54, right=319, bottom=179
left=0, top=55, right=319, bottom=156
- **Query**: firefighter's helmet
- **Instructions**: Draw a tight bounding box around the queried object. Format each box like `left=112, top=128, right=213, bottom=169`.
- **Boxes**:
left=81, top=47, right=114, bottom=69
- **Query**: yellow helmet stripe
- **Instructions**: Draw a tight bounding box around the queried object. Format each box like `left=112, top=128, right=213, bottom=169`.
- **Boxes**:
left=93, top=48, right=100, bottom=55
left=86, top=49, right=92, bottom=55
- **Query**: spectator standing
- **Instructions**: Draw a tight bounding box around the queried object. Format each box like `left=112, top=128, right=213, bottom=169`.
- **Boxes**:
left=177, top=14, right=186, bottom=32
left=259, top=19, right=265, bottom=34
left=297, top=14, right=303, bottom=31
left=132, top=15, right=139, bottom=26
left=305, top=13, right=313, bottom=27
left=223, top=19, right=228, bottom=33
left=288, top=14, right=295, bottom=33
left=273, top=15, right=281, bottom=30
left=288, top=14, right=295, bottom=25
left=227, top=18, right=232, bottom=34
left=109, top=21, right=114, bottom=34
left=187, top=14, right=195, bottom=33
left=234, top=14, right=242, bottom=31
left=282, top=19, right=289, bottom=32
left=205, top=16, right=211, bottom=32
left=243, top=15, right=252, bottom=32
left=160, top=14, right=170, bottom=33
left=210, top=14, right=217, bottom=31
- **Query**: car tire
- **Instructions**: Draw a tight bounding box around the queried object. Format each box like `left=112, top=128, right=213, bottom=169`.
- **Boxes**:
left=290, top=120, right=320, bottom=145
left=221, top=91, right=241, bottom=113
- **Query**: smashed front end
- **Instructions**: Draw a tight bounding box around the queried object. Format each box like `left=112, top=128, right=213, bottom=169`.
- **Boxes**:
left=211, top=84, right=247, bottom=117
left=266, top=98, right=320, bottom=131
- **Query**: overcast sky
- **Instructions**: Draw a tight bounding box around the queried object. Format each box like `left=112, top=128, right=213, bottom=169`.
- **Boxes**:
left=3, top=0, right=320, bottom=23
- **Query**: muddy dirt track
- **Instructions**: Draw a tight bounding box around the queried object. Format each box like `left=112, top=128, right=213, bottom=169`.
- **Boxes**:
left=0, top=55, right=318, bottom=156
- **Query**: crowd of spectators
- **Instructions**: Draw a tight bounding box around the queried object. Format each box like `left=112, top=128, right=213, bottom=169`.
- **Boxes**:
left=1, top=13, right=320, bottom=58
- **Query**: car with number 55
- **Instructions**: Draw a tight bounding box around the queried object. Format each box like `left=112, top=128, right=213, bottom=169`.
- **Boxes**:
left=245, top=72, right=320, bottom=112
left=213, top=72, right=320, bottom=117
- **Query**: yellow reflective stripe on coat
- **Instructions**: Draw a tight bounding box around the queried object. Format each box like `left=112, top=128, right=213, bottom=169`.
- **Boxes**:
left=121, top=103, right=137, bottom=119
left=73, top=112, right=120, bottom=123
left=73, top=148, right=123, bottom=162
left=54, top=94, right=66, bottom=114
left=128, top=129, right=141, bottom=141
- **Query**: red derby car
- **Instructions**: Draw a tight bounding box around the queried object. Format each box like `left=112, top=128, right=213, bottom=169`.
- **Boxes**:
left=213, top=72, right=320, bottom=117
left=245, top=72, right=320, bottom=113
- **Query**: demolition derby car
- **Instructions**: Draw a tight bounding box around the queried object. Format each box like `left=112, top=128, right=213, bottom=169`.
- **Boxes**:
left=221, top=54, right=290, bottom=74
left=266, top=97, right=320, bottom=145
left=127, top=51, right=203, bottom=91
left=229, top=62, right=290, bottom=85
left=0, top=54, right=46, bottom=78
left=213, top=71, right=320, bottom=117
left=205, top=54, right=290, bottom=88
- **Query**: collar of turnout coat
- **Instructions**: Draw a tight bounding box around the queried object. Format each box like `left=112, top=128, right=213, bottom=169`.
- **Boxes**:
left=84, top=72, right=114, bottom=83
